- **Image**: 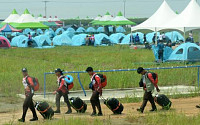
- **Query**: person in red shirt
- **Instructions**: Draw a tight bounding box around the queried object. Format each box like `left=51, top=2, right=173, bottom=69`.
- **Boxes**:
left=18, top=68, right=38, bottom=122
left=53, top=68, right=72, bottom=114
left=86, top=67, right=103, bottom=116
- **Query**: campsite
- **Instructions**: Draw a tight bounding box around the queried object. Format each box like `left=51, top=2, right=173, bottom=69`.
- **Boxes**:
left=1, top=0, right=200, bottom=125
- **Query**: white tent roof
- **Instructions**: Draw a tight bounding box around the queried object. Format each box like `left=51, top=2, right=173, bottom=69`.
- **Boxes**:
left=159, top=0, right=200, bottom=32
left=16, top=9, right=39, bottom=23
left=99, top=12, right=114, bottom=21
left=3, top=9, right=20, bottom=23
left=52, top=16, right=60, bottom=21
left=48, top=16, right=53, bottom=21
left=94, top=16, right=102, bottom=21
left=131, top=0, right=177, bottom=32
left=37, top=16, right=47, bottom=22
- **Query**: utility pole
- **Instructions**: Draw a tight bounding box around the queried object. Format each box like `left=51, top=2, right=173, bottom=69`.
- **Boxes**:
left=123, top=0, right=126, bottom=17
left=42, top=1, right=49, bottom=17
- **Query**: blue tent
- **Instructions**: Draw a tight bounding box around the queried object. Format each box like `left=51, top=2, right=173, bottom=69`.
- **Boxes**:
left=62, top=31, right=74, bottom=39
left=167, top=42, right=200, bottom=61
left=17, top=38, right=39, bottom=48
left=108, top=26, right=113, bottom=32
left=23, top=28, right=32, bottom=35
left=71, top=34, right=87, bottom=46
left=67, top=27, right=75, bottom=33
left=33, top=35, right=53, bottom=48
left=45, top=29, right=55, bottom=39
left=146, top=32, right=160, bottom=43
left=36, top=29, right=43, bottom=35
left=55, top=28, right=64, bottom=35
left=109, top=33, right=125, bottom=44
left=11, top=32, right=23, bottom=37
left=52, top=34, right=72, bottom=46
left=121, top=32, right=144, bottom=44
left=165, top=31, right=184, bottom=42
left=152, top=45, right=173, bottom=61
left=116, top=26, right=126, bottom=33
left=76, top=27, right=85, bottom=33
left=97, top=27, right=104, bottom=32
left=11, top=35, right=27, bottom=47
left=86, top=27, right=96, bottom=33
left=94, top=33, right=110, bottom=45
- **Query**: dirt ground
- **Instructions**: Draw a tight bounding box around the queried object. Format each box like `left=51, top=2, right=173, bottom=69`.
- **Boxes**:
left=1, top=97, right=200, bottom=125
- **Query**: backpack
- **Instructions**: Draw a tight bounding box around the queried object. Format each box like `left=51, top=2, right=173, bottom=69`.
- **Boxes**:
left=60, top=76, right=74, bottom=90
left=147, top=72, right=158, bottom=84
left=93, top=74, right=107, bottom=88
left=26, top=76, right=39, bottom=91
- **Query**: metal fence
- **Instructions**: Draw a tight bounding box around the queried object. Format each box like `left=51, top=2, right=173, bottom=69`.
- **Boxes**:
left=43, top=65, right=200, bottom=98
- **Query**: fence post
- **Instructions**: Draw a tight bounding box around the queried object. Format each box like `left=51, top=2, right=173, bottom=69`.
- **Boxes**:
left=198, top=67, right=200, bottom=88
left=77, top=73, right=87, bottom=96
left=44, top=73, right=46, bottom=98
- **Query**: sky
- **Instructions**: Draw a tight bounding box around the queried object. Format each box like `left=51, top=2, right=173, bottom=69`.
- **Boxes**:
left=0, top=0, right=198, bottom=19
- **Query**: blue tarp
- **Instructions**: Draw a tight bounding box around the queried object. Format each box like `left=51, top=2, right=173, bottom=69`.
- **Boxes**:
left=52, top=34, right=72, bottom=46
left=121, top=32, right=144, bottom=44
left=71, top=34, right=87, bottom=46
left=116, top=26, right=126, bottom=33
left=94, top=33, right=110, bottom=45
left=76, top=27, right=85, bottom=33
left=86, top=27, right=96, bottom=33
left=55, top=28, right=64, bottom=35
left=97, top=27, right=104, bottom=32
left=11, top=35, right=27, bottom=47
left=167, top=42, right=200, bottom=61
left=109, top=33, right=125, bottom=44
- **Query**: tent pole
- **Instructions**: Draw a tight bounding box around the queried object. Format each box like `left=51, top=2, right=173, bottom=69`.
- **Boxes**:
left=155, top=27, right=157, bottom=45
left=184, top=27, right=186, bottom=43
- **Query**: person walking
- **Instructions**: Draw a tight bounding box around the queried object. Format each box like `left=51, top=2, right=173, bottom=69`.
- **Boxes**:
left=18, top=68, right=38, bottom=122
left=53, top=68, right=72, bottom=114
left=136, top=67, right=160, bottom=113
left=86, top=67, right=103, bottom=116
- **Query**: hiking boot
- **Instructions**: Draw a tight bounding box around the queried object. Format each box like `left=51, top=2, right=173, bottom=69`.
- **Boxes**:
left=90, top=112, right=97, bottom=116
left=196, top=105, right=200, bottom=108
left=149, top=109, right=157, bottom=112
left=97, top=112, right=103, bottom=116
left=136, top=108, right=143, bottom=113
left=29, top=117, right=38, bottom=121
left=18, top=118, right=25, bottom=122
left=65, top=110, right=72, bottom=114
left=54, top=110, right=61, bottom=113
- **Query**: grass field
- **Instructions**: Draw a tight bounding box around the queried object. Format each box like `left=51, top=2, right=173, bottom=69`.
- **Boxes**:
left=1, top=45, right=200, bottom=95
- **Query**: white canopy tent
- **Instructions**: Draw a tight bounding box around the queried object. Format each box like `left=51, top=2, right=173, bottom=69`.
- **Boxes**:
left=16, top=9, right=39, bottom=23
left=131, top=0, right=177, bottom=32
left=3, top=9, right=20, bottom=23
left=159, top=0, right=200, bottom=32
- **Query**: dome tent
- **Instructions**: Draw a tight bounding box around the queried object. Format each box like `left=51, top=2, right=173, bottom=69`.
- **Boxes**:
left=167, top=42, right=200, bottom=61
left=36, top=28, right=43, bottom=35
left=17, top=37, right=39, bottom=47
left=121, top=32, right=144, bottom=44
left=67, top=27, right=75, bottom=33
left=109, top=33, right=126, bottom=44
left=116, top=26, right=126, bottom=33
left=76, top=27, right=85, bottom=33
left=11, top=35, right=27, bottom=46
left=52, top=34, right=72, bottom=46
left=146, top=32, right=160, bottom=43
left=165, top=31, right=184, bottom=42
left=23, top=28, right=32, bottom=35
left=33, top=35, right=53, bottom=48
left=62, top=31, right=74, bottom=39
left=71, top=34, right=88, bottom=46
left=94, top=33, right=110, bottom=45
left=152, top=45, right=173, bottom=61
left=86, top=27, right=96, bottom=33
left=0, top=36, right=11, bottom=48
left=55, top=28, right=64, bottom=35
left=97, top=27, right=104, bottom=32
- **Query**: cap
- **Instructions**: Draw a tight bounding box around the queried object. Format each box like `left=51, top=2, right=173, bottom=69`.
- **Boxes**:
left=137, top=67, right=144, bottom=74
left=22, top=68, right=27, bottom=72
left=55, top=68, right=63, bottom=73
left=86, top=67, right=93, bottom=72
